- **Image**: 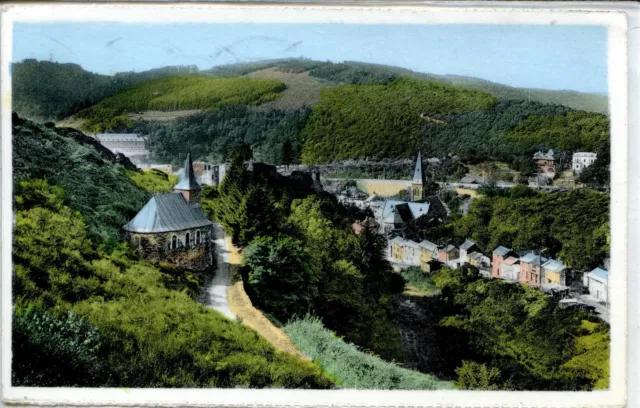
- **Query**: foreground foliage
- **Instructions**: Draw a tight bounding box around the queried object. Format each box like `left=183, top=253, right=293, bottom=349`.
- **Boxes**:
left=431, top=266, right=609, bottom=390
left=284, top=315, right=453, bottom=389
left=12, top=116, right=333, bottom=388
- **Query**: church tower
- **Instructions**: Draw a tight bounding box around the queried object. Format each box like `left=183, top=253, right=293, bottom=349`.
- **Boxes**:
left=174, top=153, right=202, bottom=204
left=410, top=151, right=426, bottom=202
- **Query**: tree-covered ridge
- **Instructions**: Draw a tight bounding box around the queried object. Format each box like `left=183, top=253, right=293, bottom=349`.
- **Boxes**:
left=136, top=105, right=309, bottom=165
left=506, top=111, right=610, bottom=153
left=12, top=115, right=150, bottom=247
left=76, top=76, right=287, bottom=133
left=12, top=59, right=200, bottom=122
left=300, top=78, right=498, bottom=163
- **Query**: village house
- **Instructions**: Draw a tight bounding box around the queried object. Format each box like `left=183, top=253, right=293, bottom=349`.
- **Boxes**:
left=438, top=244, right=459, bottom=265
left=389, top=236, right=407, bottom=263
left=123, top=153, right=214, bottom=270
left=491, top=246, right=514, bottom=279
left=572, top=152, right=597, bottom=175
left=419, top=240, right=439, bottom=271
left=459, top=239, right=480, bottom=264
left=403, top=240, right=421, bottom=266
left=519, top=252, right=548, bottom=288
left=501, top=256, right=521, bottom=282
left=533, top=149, right=556, bottom=177
left=584, top=267, right=608, bottom=302
left=542, top=259, right=567, bottom=286
left=468, top=251, right=491, bottom=276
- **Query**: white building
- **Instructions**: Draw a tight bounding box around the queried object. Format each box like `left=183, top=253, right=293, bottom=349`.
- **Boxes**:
left=584, top=267, right=608, bottom=302
left=95, top=133, right=150, bottom=164
left=500, top=256, right=521, bottom=282
left=572, top=152, right=597, bottom=174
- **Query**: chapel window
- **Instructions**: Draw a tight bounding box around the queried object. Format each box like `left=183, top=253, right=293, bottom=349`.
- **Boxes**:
left=172, top=235, right=177, bottom=249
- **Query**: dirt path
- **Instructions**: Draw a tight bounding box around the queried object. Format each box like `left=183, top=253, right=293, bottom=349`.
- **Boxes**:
left=196, top=223, right=235, bottom=320
left=223, top=233, right=310, bottom=360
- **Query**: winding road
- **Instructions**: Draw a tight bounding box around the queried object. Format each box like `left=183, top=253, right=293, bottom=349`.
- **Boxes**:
left=196, top=223, right=236, bottom=320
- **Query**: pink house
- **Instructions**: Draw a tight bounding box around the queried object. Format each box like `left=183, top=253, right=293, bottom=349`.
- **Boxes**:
left=519, top=252, right=548, bottom=288
left=492, top=246, right=512, bottom=279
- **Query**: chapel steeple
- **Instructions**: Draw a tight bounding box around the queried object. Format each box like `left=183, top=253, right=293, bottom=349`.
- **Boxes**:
left=174, top=152, right=202, bottom=204
left=410, top=151, right=426, bottom=202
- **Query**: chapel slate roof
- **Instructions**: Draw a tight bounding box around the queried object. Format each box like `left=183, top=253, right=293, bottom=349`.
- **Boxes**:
left=123, top=193, right=213, bottom=233
left=174, top=153, right=202, bottom=191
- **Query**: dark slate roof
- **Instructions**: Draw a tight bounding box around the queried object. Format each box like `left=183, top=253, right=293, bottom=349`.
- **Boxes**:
left=123, top=193, right=213, bottom=233
left=395, top=203, right=414, bottom=223
left=460, top=239, right=477, bottom=251
left=174, top=153, right=201, bottom=191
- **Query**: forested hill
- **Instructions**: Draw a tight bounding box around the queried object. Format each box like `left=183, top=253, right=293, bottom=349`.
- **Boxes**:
left=12, top=59, right=199, bottom=122
left=204, top=59, right=609, bottom=114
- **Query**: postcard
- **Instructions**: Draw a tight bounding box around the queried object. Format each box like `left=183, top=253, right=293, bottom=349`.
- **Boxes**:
left=0, top=3, right=632, bottom=407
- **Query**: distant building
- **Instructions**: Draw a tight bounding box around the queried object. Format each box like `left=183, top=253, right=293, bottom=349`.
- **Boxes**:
left=542, top=259, right=568, bottom=286
left=468, top=251, right=491, bottom=274
left=438, top=244, right=459, bottom=264
left=572, top=152, right=597, bottom=174
left=123, top=153, right=214, bottom=270
left=585, top=267, right=608, bottom=302
left=96, top=133, right=150, bottom=164
left=492, top=246, right=514, bottom=279
left=501, top=256, right=521, bottom=282
left=460, top=175, right=487, bottom=184
left=419, top=240, right=439, bottom=272
left=191, top=161, right=228, bottom=186
left=533, top=149, right=556, bottom=177
left=459, top=239, right=480, bottom=264
left=519, top=252, right=548, bottom=288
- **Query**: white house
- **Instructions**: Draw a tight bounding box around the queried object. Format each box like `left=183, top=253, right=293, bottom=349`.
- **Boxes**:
left=500, top=256, right=521, bottom=282
left=459, top=239, right=480, bottom=264
left=572, top=152, right=597, bottom=174
left=403, top=240, right=421, bottom=267
left=585, top=267, right=608, bottom=302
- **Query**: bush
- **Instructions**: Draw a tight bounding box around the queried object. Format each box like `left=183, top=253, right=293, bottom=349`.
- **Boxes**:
left=402, top=267, right=437, bottom=295
left=455, top=361, right=501, bottom=390
left=12, top=307, right=114, bottom=387
left=284, top=315, right=453, bottom=390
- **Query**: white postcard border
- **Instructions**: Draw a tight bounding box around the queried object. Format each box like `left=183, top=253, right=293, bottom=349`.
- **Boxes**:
left=0, top=3, right=630, bottom=407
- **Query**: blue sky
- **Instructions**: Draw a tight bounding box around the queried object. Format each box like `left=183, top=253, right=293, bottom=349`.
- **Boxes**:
left=13, top=22, right=608, bottom=94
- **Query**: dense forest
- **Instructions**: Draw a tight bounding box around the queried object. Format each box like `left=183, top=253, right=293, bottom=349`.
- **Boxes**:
left=135, top=105, right=309, bottom=165
left=12, top=115, right=333, bottom=388
left=12, top=59, right=199, bottom=122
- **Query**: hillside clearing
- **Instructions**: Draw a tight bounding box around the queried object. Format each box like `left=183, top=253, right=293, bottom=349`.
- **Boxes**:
left=246, top=68, right=329, bottom=109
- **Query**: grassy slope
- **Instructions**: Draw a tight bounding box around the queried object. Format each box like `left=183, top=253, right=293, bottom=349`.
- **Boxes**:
left=284, top=315, right=453, bottom=390
left=245, top=68, right=329, bottom=109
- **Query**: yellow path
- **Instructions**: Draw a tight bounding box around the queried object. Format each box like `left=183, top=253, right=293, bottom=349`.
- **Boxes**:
left=224, top=236, right=309, bottom=360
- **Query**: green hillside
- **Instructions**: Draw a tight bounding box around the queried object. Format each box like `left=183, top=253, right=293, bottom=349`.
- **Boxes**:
left=12, top=59, right=199, bottom=122
left=11, top=114, right=333, bottom=388
left=300, top=78, right=498, bottom=163
left=205, top=59, right=609, bottom=114
left=77, top=76, right=286, bottom=133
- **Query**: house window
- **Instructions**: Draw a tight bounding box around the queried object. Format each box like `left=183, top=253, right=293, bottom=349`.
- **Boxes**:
left=172, top=235, right=177, bottom=249
left=196, top=230, right=201, bottom=245
left=185, top=233, right=190, bottom=249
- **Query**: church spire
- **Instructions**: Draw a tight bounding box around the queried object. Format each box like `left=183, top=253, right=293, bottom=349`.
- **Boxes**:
left=174, top=152, right=202, bottom=204
left=412, top=151, right=424, bottom=185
